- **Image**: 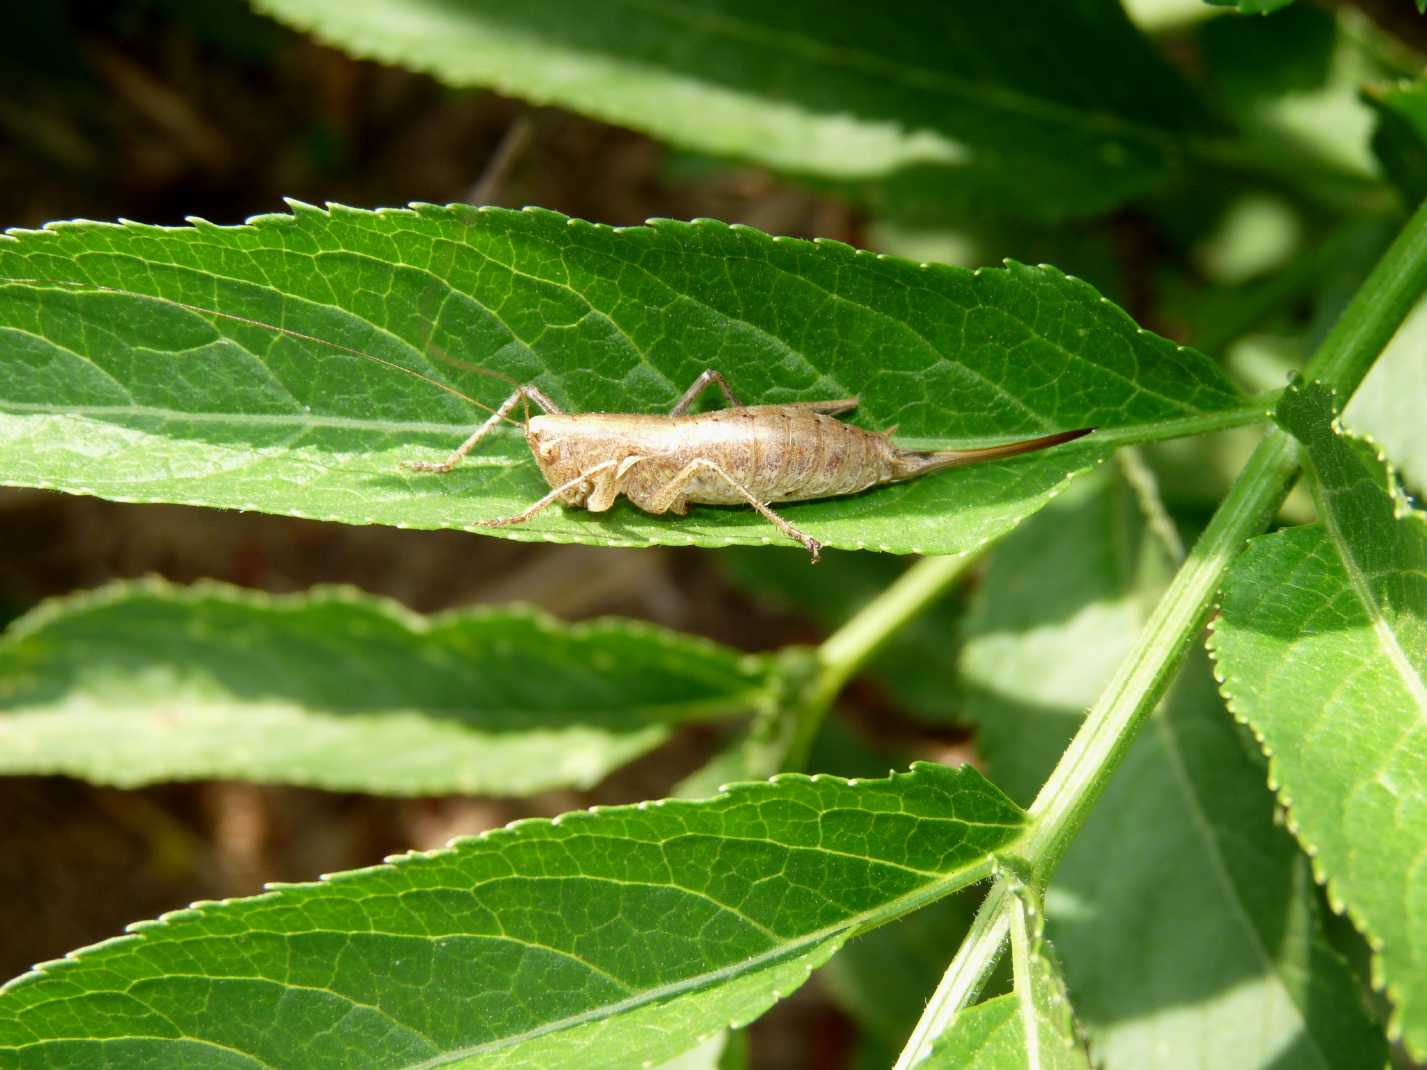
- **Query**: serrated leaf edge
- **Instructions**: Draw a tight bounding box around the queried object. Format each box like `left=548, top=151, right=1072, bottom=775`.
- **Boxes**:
left=2, top=573, right=771, bottom=679
left=1206, top=389, right=1427, bottom=1053
left=1, top=763, right=1023, bottom=1060
left=1, top=200, right=1158, bottom=555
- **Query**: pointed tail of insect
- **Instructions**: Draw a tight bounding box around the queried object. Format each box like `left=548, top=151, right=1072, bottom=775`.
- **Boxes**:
left=889, top=427, right=1094, bottom=481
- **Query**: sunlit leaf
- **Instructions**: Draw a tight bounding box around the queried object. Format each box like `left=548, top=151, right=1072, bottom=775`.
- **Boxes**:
left=961, top=466, right=1385, bottom=1068
left=0, top=579, right=769, bottom=795
left=0, top=763, right=1026, bottom=1069
left=1211, top=380, right=1427, bottom=1057
left=0, top=204, right=1256, bottom=557
left=923, top=903, right=1089, bottom=1070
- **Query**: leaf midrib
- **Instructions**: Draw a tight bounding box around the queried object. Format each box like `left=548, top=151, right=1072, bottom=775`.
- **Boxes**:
left=1310, top=466, right=1427, bottom=723
left=406, top=853, right=1001, bottom=1069
left=0, top=399, right=486, bottom=438
left=8, top=245, right=1250, bottom=447
left=10, top=853, right=1007, bottom=1067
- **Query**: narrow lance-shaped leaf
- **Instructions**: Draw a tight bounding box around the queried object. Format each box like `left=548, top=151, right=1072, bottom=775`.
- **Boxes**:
left=0, top=204, right=1256, bottom=557
left=0, top=762, right=1027, bottom=1070
left=0, top=579, right=770, bottom=796
left=1210, top=380, right=1427, bottom=1057
left=961, top=466, right=1385, bottom=1068
left=249, top=0, right=1213, bottom=222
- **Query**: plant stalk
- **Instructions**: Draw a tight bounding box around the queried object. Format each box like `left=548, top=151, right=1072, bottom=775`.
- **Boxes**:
left=785, top=551, right=978, bottom=769
left=896, top=194, right=1427, bottom=1068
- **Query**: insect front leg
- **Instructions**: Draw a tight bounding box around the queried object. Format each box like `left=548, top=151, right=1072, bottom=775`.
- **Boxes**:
left=642, top=457, right=822, bottom=563
left=405, top=385, right=562, bottom=474
left=473, top=459, right=619, bottom=529
left=669, top=369, right=743, bottom=415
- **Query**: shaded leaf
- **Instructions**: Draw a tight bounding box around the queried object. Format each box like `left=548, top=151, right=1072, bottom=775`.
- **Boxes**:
left=958, top=468, right=1176, bottom=805
left=1346, top=293, right=1427, bottom=496
left=1199, top=3, right=1337, bottom=106
left=1204, top=0, right=1299, bottom=14
left=961, top=466, right=1385, bottom=1068
left=1366, top=76, right=1427, bottom=204
left=1210, top=379, right=1427, bottom=1056
left=249, top=0, right=1212, bottom=222
left=0, top=203, right=1255, bottom=556
left=719, top=547, right=965, bottom=722
left=0, top=763, right=1026, bottom=1069
left=0, top=579, right=768, bottom=795
left=1053, top=654, right=1384, bottom=1069
left=821, top=892, right=977, bottom=1051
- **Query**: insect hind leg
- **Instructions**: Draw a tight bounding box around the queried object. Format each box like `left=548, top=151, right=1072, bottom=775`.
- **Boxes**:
left=405, top=385, right=561, bottom=474
left=641, top=457, right=822, bottom=563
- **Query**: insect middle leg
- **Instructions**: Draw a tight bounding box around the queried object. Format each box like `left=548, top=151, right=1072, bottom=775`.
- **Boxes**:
left=642, top=457, right=822, bottom=562
left=669, top=369, right=743, bottom=415
left=405, top=385, right=561, bottom=473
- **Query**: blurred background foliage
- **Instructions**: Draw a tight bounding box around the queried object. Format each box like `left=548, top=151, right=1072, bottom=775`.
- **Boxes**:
left=0, top=1, right=1423, bottom=1065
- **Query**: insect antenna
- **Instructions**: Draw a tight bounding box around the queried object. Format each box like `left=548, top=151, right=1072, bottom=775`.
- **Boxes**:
left=0, top=276, right=525, bottom=428
left=422, top=337, right=536, bottom=433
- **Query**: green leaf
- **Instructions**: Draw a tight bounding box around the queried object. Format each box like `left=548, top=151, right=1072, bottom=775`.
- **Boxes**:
left=1203, top=0, right=1298, bottom=15
left=922, top=902, right=1089, bottom=1070
left=1367, top=76, right=1427, bottom=219
left=719, top=548, right=964, bottom=722
left=248, top=0, right=1212, bottom=223
left=1210, top=379, right=1427, bottom=1057
left=821, top=893, right=977, bottom=1051
left=0, top=203, right=1255, bottom=557
left=651, top=1033, right=737, bottom=1070
left=0, top=762, right=1027, bottom=1069
left=1199, top=3, right=1337, bottom=106
left=962, top=466, right=1386, bottom=1068
left=958, top=467, right=1177, bottom=805
left=1346, top=293, right=1427, bottom=496
left=0, top=578, right=767, bottom=795
left=1054, top=654, right=1385, bottom=1069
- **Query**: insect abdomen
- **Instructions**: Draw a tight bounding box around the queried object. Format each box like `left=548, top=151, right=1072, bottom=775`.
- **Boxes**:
left=686, top=408, right=894, bottom=504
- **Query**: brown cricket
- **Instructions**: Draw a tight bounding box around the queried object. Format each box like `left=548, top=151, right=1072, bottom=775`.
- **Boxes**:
left=410, top=369, right=1092, bottom=562
left=10, top=280, right=1091, bottom=561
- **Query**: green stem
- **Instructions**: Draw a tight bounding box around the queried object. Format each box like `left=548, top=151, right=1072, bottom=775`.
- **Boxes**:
left=1072, top=401, right=1271, bottom=450
left=896, top=194, right=1427, bottom=1068
left=892, top=401, right=1270, bottom=454
left=785, top=552, right=978, bottom=770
